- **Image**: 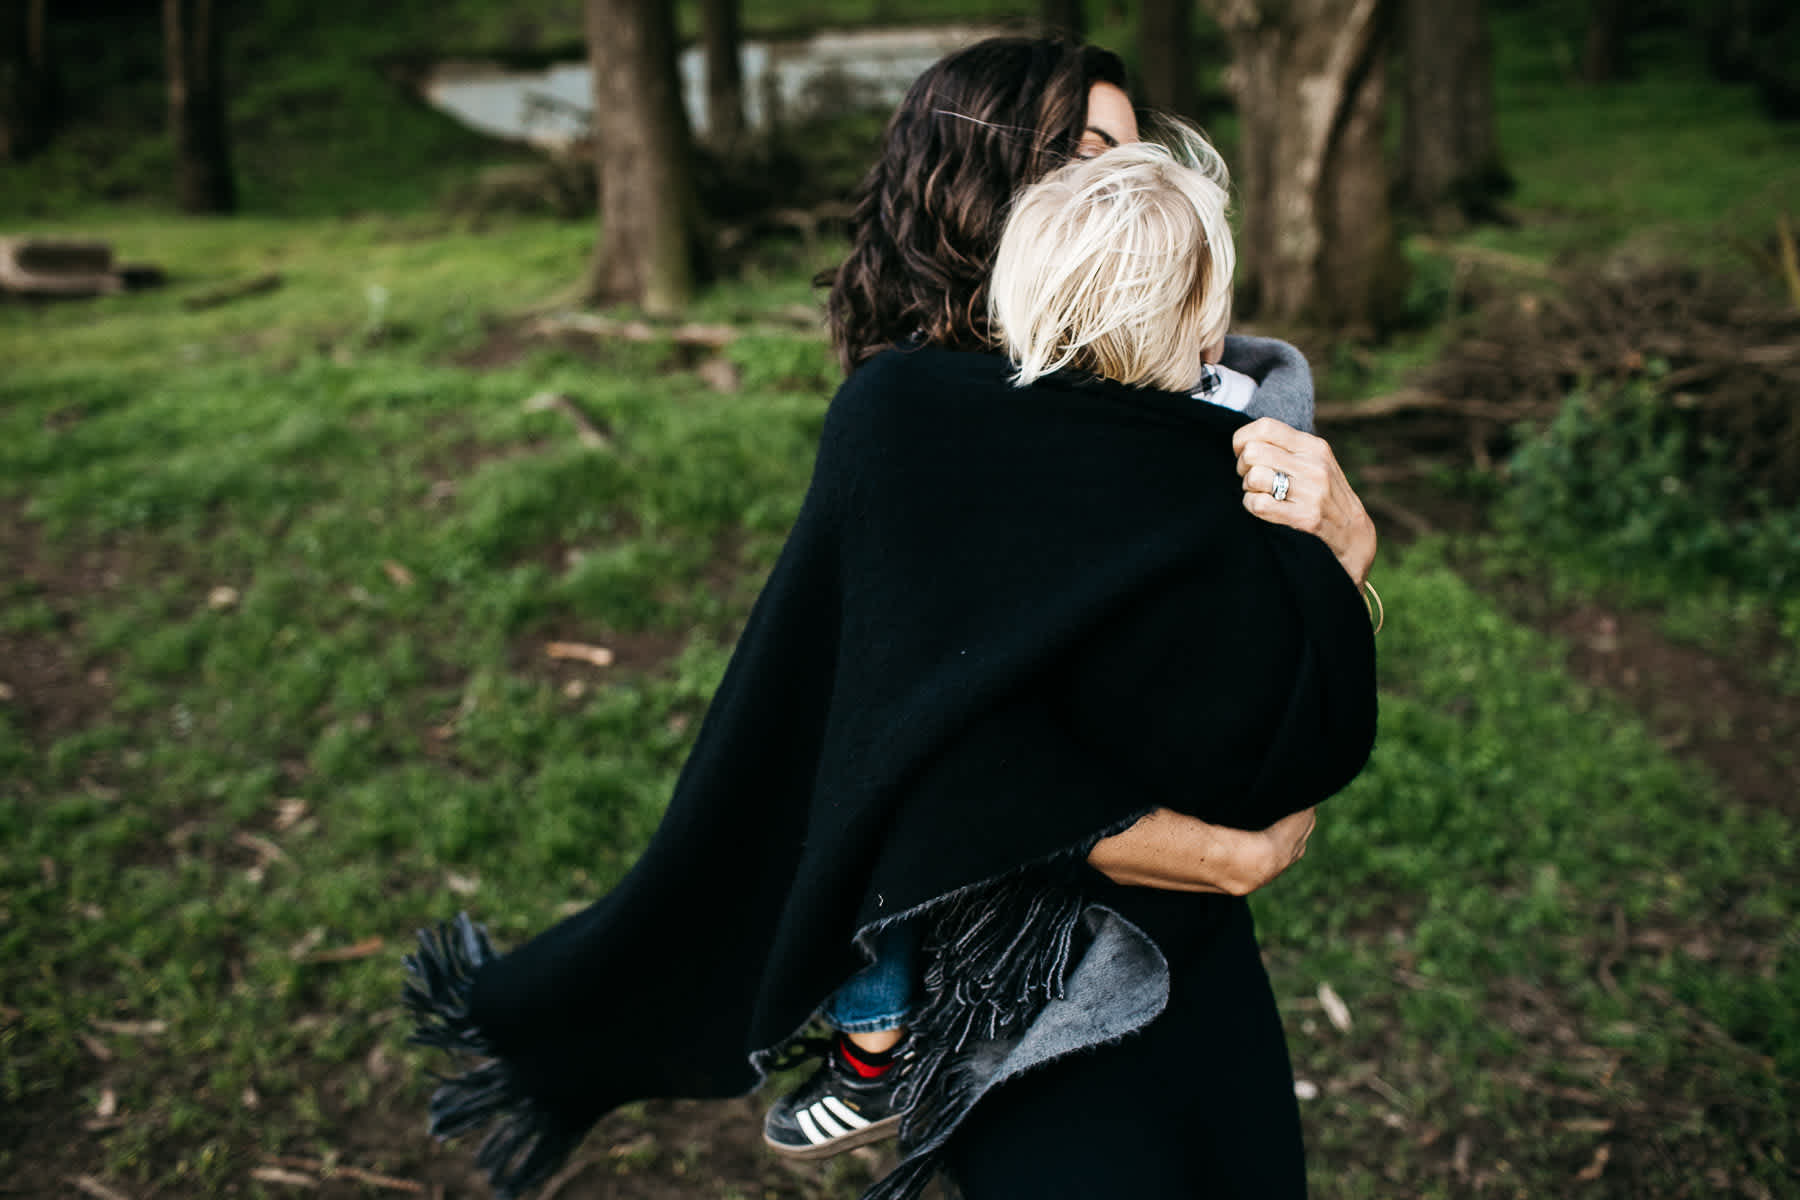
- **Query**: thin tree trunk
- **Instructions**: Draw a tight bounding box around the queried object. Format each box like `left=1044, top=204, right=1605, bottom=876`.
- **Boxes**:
left=1207, top=0, right=1407, bottom=332
left=1400, top=0, right=1509, bottom=228
left=1139, top=0, right=1197, bottom=118
left=164, top=0, right=235, bottom=213
left=1041, top=0, right=1085, bottom=38
left=585, top=0, right=704, bottom=314
left=700, top=0, right=745, bottom=150
left=1, top=0, right=55, bottom=160
left=1582, top=0, right=1630, bottom=83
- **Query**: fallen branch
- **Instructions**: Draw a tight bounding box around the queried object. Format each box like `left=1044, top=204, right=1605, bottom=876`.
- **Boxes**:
left=182, top=272, right=283, bottom=311
left=526, top=312, right=739, bottom=348
left=1316, top=389, right=1535, bottom=424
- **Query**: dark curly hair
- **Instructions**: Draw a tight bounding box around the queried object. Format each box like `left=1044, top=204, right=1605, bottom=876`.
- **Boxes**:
left=822, top=37, right=1129, bottom=371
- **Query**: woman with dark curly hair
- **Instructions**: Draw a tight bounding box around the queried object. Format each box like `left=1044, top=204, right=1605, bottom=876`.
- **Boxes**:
left=763, top=36, right=1379, bottom=1181
left=404, top=34, right=1379, bottom=1200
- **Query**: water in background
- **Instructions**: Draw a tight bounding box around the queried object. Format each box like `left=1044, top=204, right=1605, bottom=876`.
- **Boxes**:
left=421, top=25, right=1005, bottom=148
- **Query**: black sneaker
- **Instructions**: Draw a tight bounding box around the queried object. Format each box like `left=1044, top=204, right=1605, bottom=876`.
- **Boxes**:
left=763, top=1040, right=910, bottom=1160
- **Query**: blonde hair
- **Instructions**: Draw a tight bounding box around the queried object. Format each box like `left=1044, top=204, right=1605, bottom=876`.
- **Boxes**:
left=990, top=123, right=1235, bottom=391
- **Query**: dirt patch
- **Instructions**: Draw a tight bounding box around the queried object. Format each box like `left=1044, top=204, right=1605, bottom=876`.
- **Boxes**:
left=1540, top=601, right=1799, bottom=819
left=448, top=319, right=717, bottom=376
left=0, top=501, right=131, bottom=749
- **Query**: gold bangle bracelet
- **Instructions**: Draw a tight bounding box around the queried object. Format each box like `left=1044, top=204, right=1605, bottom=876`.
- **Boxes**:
left=1363, top=579, right=1384, bottom=635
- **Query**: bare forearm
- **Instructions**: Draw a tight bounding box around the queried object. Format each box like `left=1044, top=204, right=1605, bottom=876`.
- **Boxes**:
left=1086, top=808, right=1275, bottom=896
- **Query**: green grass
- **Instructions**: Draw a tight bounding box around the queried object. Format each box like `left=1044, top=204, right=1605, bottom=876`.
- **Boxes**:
left=1480, top=13, right=1800, bottom=268
left=3, top=2, right=1798, bottom=1195
left=4, top=211, right=1796, bottom=1197
left=0, top=213, right=841, bottom=1191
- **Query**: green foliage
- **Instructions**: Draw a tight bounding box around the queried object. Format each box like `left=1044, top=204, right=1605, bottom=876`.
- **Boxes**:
left=1499, top=383, right=1800, bottom=601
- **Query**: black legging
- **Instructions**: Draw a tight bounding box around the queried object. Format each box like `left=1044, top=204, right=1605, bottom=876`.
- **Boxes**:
left=942, top=895, right=1306, bottom=1199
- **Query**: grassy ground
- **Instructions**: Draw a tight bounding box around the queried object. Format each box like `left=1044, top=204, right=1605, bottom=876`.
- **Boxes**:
left=3, top=4, right=1798, bottom=1199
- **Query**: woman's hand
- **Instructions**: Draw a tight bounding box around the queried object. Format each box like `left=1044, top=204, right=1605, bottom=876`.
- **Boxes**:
left=1232, top=418, right=1377, bottom=586
left=1086, top=806, right=1317, bottom=896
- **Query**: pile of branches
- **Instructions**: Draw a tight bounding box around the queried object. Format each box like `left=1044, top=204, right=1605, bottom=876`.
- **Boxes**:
left=1336, top=263, right=1800, bottom=505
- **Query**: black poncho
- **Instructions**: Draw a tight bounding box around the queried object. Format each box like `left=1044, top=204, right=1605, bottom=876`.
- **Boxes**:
left=405, top=343, right=1377, bottom=1195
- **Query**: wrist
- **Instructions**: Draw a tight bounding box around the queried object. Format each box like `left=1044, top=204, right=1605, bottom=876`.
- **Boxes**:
left=1340, top=515, right=1377, bottom=587
left=1217, top=826, right=1275, bottom=897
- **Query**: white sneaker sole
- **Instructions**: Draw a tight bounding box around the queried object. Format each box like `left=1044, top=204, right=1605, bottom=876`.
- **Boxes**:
left=763, top=1111, right=903, bottom=1161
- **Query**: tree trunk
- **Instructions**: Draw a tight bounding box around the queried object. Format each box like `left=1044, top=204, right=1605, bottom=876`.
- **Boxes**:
left=1399, top=0, right=1510, bottom=228
left=585, top=0, right=704, bottom=314
left=1206, top=0, right=1406, bottom=332
left=1, top=0, right=56, bottom=161
left=1139, top=0, right=1197, bottom=118
left=1702, top=0, right=1757, bottom=81
left=1582, top=0, right=1630, bottom=83
left=164, top=0, right=235, bottom=213
left=1041, top=0, right=1085, bottom=38
left=699, top=0, right=745, bottom=150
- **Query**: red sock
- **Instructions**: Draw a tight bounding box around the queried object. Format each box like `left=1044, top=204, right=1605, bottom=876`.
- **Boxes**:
left=837, top=1035, right=900, bottom=1079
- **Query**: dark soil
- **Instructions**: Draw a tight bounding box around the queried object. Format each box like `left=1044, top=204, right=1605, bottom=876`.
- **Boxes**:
left=0, top=501, right=129, bottom=747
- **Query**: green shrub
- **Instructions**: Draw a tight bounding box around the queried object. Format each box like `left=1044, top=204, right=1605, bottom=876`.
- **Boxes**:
left=1500, top=382, right=1800, bottom=599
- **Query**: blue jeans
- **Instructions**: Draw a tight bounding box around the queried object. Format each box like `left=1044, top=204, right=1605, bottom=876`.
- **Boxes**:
left=820, top=921, right=918, bottom=1033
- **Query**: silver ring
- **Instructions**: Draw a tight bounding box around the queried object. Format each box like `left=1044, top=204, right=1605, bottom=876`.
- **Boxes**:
left=1271, top=470, right=1291, bottom=502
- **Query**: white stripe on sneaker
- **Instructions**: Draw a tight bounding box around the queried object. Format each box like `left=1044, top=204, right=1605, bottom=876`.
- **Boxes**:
left=797, top=1108, right=828, bottom=1145
left=809, top=1102, right=848, bottom=1139
left=821, top=1095, right=871, bottom=1129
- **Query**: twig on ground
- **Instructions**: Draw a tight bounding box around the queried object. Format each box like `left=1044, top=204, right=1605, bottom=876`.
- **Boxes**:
left=266, top=1157, right=425, bottom=1193
left=1573, top=1144, right=1612, bottom=1182
left=546, top=641, right=615, bottom=668
left=308, top=936, right=385, bottom=963
left=522, top=391, right=613, bottom=449
left=233, top=831, right=289, bottom=865
left=69, top=1178, right=134, bottom=1200
left=90, top=1019, right=167, bottom=1036
left=250, top=1165, right=318, bottom=1188
left=1364, top=1074, right=1412, bottom=1112
left=538, top=1153, right=608, bottom=1200
left=1317, top=982, right=1354, bottom=1033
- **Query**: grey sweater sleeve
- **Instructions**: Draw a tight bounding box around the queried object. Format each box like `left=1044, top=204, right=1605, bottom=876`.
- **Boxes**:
left=1222, top=335, right=1315, bottom=435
